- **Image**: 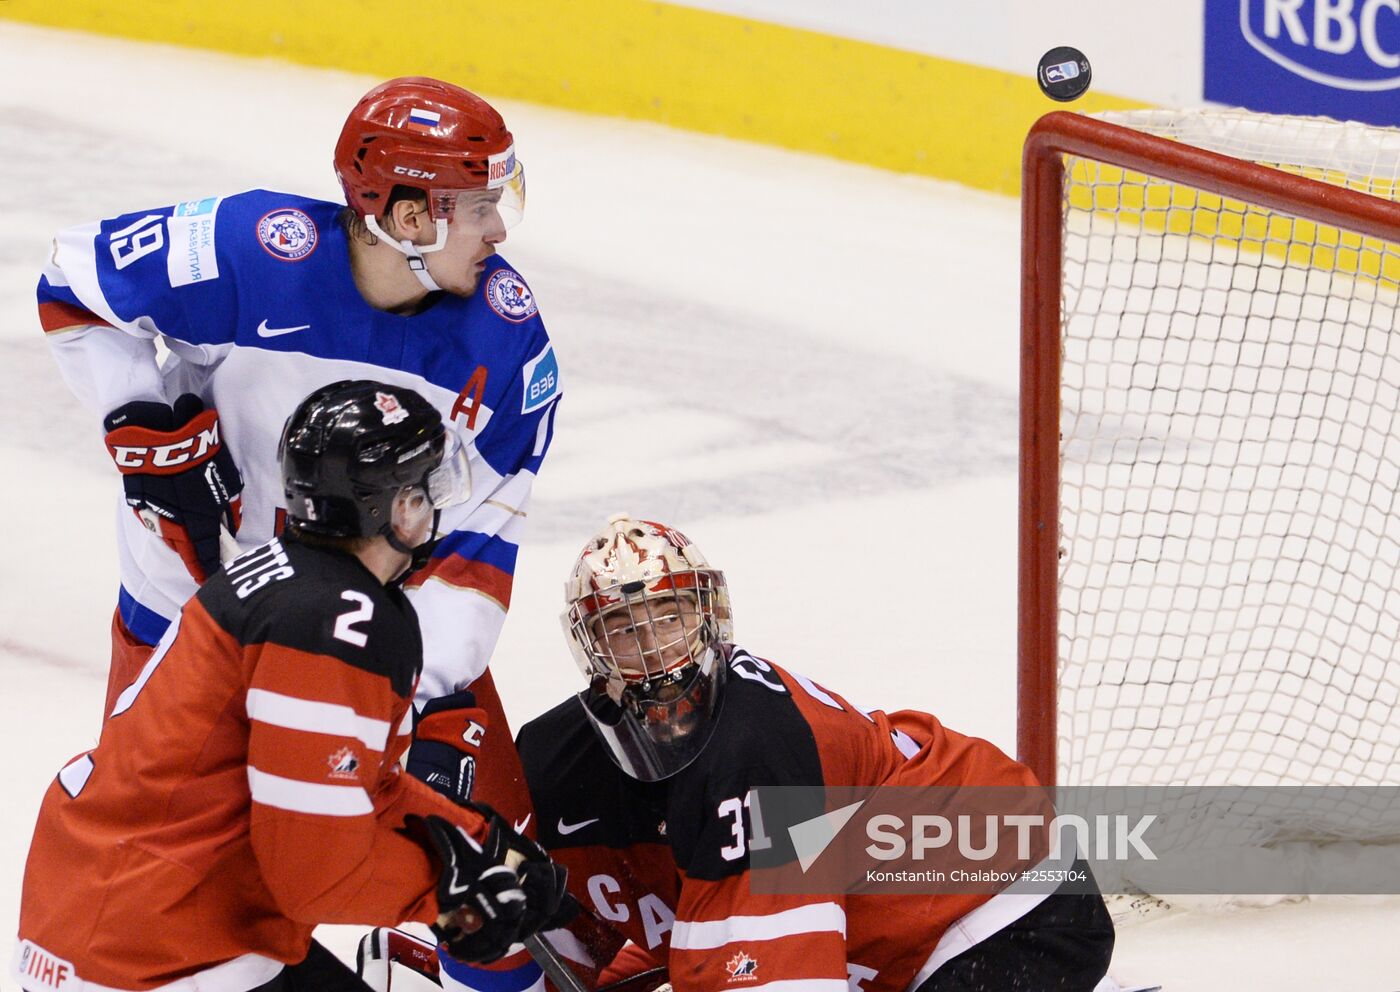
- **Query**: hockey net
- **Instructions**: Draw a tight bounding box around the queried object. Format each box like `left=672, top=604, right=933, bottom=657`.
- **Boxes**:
left=1018, top=110, right=1400, bottom=892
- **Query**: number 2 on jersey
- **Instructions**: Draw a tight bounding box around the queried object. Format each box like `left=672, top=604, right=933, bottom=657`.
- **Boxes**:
left=333, top=591, right=374, bottom=647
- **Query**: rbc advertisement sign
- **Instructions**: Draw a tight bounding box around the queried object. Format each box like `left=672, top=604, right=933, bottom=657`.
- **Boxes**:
left=1206, top=0, right=1400, bottom=124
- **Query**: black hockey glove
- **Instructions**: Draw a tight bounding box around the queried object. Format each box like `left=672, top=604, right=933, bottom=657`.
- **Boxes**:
left=408, top=813, right=528, bottom=964
left=490, top=816, right=578, bottom=936
left=103, top=394, right=243, bottom=583
left=454, top=800, right=577, bottom=935
left=407, top=689, right=488, bottom=805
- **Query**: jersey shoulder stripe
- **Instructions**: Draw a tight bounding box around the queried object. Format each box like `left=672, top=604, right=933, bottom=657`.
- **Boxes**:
left=246, top=766, right=372, bottom=817
left=245, top=687, right=393, bottom=752
left=429, top=530, right=518, bottom=571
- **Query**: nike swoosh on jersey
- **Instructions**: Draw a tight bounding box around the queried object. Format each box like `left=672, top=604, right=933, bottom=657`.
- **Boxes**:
left=557, top=816, right=600, bottom=835
left=514, top=813, right=532, bottom=834
left=256, top=319, right=311, bottom=338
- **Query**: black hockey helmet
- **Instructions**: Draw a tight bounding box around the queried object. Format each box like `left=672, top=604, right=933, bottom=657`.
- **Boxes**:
left=278, top=380, right=469, bottom=539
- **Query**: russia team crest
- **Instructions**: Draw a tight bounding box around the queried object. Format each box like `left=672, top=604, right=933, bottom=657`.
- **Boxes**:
left=485, top=268, right=538, bottom=323
left=257, top=208, right=318, bottom=261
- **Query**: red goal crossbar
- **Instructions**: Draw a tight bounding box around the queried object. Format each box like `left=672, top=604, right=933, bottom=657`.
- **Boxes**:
left=1016, top=111, right=1400, bottom=786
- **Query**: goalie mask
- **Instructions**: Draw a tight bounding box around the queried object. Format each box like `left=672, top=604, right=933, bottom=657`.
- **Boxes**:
left=563, top=514, right=734, bottom=781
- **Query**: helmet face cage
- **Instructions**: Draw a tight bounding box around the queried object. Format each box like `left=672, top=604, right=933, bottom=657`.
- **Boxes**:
left=562, top=515, right=734, bottom=780
left=569, top=578, right=727, bottom=702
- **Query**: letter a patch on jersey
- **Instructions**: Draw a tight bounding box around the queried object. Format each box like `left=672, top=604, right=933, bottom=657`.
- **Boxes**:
left=522, top=344, right=559, bottom=414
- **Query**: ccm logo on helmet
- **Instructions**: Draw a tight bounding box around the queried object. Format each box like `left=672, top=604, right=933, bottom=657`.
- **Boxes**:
left=393, top=166, right=438, bottom=180
left=108, top=423, right=221, bottom=474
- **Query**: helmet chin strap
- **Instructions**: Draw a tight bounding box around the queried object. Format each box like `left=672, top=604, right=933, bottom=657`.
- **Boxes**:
left=364, top=215, right=450, bottom=293
left=384, top=509, right=444, bottom=579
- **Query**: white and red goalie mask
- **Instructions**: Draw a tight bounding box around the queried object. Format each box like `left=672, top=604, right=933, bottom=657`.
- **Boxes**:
left=562, top=513, right=733, bottom=781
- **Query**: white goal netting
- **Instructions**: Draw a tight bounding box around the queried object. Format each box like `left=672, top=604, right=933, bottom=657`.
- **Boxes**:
left=1056, top=109, right=1400, bottom=797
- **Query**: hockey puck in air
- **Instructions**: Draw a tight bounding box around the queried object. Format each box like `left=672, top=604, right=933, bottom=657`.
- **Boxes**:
left=1037, top=47, right=1092, bottom=102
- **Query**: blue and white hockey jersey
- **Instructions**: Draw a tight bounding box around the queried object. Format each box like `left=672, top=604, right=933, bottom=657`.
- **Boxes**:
left=38, top=190, right=561, bottom=701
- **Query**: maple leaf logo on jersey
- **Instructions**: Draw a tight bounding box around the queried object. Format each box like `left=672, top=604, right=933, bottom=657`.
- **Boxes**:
left=725, top=952, right=758, bottom=982
left=374, top=391, right=409, bottom=425
left=327, top=747, right=360, bottom=780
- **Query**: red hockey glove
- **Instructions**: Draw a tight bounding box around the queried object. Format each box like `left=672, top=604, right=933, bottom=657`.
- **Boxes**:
left=103, top=394, right=243, bottom=583
left=408, top=689, right=491, bottom=805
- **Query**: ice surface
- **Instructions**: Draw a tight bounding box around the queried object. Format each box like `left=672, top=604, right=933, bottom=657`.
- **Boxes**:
left=0, top=22, right=1393, bottom=991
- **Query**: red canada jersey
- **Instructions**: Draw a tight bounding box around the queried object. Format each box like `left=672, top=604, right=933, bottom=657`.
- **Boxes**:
left=515, top=645, right=1039, bottom=992
left=15, top=537, right=490, bottom=992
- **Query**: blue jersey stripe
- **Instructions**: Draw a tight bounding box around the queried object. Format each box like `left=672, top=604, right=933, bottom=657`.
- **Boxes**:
left=37, top=274, right=83, bottom=309
left=438, top=954, right=543, bottom=992
left=431, top=531, right=519, bottom=574
left=117, top=585, right=174, bottom=646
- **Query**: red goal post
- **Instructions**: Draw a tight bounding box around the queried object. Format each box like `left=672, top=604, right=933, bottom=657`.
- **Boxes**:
left=1018, top=110, right=1400, bottom=788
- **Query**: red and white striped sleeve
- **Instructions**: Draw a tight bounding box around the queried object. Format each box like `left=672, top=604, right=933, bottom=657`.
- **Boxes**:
left=244, top=642, right=489, bottom=926
left=669, top=882, right=849, bottom=991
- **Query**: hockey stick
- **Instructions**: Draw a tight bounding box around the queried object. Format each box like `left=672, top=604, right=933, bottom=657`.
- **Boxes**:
left=593, top=968, right=669, bottom=992
left=497, top=844, right=588, bottom=992
left=523, top=937, right=670, bottom=992
left=522, top=933, right=588, bottom=992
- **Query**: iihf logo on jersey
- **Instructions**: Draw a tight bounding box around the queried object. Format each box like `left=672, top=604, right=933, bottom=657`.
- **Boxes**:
left=257, top=208, right=319, bottom=261
left=724, top=951, right=758, bottom=983
left=485, top=268, right=538, bottom=323
left=18, top=940, right=75, bottom=990
left=327, top=747, right=360, bottom=780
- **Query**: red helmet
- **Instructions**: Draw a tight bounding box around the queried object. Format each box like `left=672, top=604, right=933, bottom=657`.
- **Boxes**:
left=334, top=76, right=523, bottom=223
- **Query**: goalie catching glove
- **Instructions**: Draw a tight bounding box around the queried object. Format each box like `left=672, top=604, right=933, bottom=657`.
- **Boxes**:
left=103, top=394, right=243, bottom=583
left=408, top=807, right=575, bottom=964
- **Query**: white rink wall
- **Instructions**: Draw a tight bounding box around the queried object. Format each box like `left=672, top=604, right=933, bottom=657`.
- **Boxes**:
left=669, top=0, right=1207, bottom=105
